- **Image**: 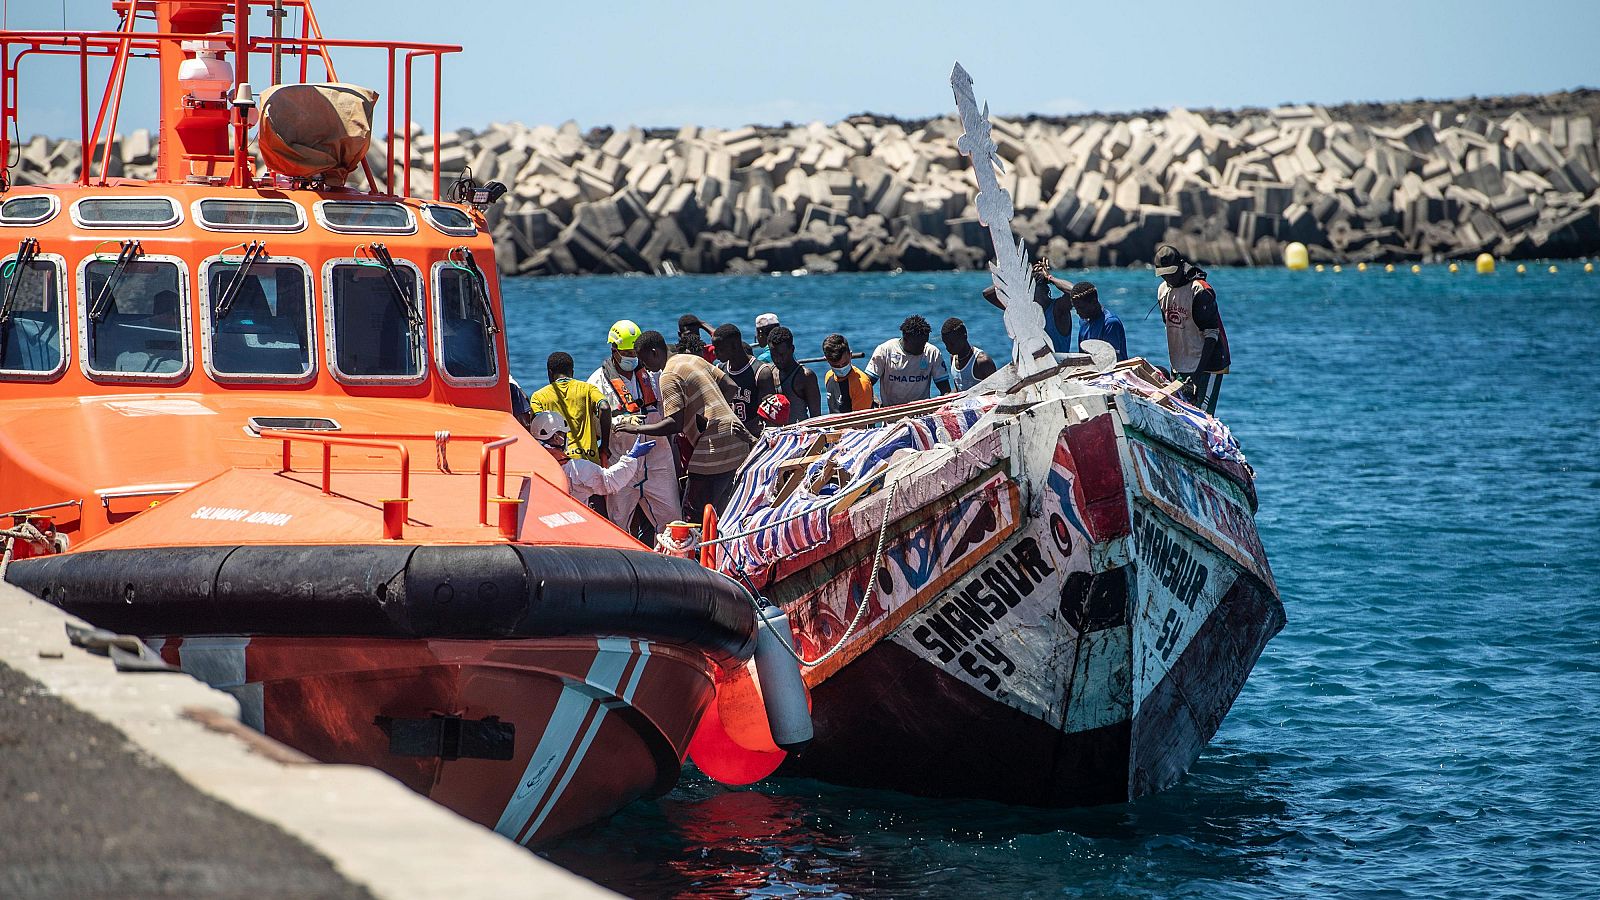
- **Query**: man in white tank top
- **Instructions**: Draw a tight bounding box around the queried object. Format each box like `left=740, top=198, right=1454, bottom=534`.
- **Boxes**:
left=940, top=317, right=996, bottom=392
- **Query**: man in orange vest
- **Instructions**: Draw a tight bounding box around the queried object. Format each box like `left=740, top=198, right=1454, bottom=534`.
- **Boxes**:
left=587, top=319, right=681, bottom=542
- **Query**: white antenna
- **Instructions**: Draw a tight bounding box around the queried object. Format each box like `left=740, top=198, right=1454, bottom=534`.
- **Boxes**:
left=950, top=62, right=1055, bottom=379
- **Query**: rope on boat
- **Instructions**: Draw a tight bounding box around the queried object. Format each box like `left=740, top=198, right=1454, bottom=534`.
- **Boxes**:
left=434, top=430, right=452, bottom=473
left=733, top=476, right=900, bottom=668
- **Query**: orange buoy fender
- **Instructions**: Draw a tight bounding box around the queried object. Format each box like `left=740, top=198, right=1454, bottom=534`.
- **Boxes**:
left=688, top=662, right=785, bottom=784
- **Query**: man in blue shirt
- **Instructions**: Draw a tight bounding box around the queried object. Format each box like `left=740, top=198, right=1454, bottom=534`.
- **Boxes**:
left=1067, top=281, right=1127, bottom=361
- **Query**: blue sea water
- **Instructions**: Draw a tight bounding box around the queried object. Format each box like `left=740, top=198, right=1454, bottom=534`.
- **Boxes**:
left=504, top=267, right=1600, bottom=899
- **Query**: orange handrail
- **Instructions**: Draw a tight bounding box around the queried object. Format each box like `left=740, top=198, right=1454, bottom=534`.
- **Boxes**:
left=261, top=430, right=410, bottom=500
left=478, top=436, right=517, bottom=525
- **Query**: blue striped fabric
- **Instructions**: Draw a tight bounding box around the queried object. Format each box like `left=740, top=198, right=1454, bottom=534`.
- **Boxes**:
left=719, top=396, right=997, bottom=577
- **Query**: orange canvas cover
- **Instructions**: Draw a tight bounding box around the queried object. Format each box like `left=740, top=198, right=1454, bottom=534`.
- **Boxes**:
left=258, top=82, right=378, bottom=185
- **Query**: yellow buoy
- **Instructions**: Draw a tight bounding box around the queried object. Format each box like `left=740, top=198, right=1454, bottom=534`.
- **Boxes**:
left=1410, top=264, right=1422, bottom=274
left=1548, top=264, right=1559, bottom=274
left=1475, top=253, right=1495, bottom=274
left=1314, top=263, right=1325, bottom=272
left=1448, top=263, right=1459, bottom=273
left=1357, top=262, right=1368, bottom=272
left=1332, top=264, right=1343, bottom=273
left=1284, top=241, right=1310, bottom=270
left=1385, top=263, right=1395, bottom=273
left=1516, top=264, right=1527, bottom=274
left=1586, top=262, right=1594, bottom=273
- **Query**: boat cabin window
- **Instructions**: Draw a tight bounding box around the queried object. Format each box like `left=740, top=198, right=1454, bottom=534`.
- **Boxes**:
left=80, top=257, right=187, bottom=377
left=195, top=198, right=305, bottom=232
left=325, top=260, right=425, bottom=382
left=0, top=253, right=67, bottom=378
left=0, top=195, right=59, bottom=226
left=434, top=263, right=497, bottom=382
left=314, top=201, right=415, bottom=234
left=422, top=204, right=476, bottom=236
left=202, top=257, right=314, bottom=379
left=71, top=197, right=182, bottom=229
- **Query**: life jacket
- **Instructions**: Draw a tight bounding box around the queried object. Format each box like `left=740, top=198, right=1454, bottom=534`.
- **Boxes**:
left=608, top=371, right=658, bottom=414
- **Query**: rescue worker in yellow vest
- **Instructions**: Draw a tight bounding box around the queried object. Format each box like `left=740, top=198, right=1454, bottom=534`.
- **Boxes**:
left=587, top=319, right=682, bottom=543
left=1154, top=244, right=1231, bottom=414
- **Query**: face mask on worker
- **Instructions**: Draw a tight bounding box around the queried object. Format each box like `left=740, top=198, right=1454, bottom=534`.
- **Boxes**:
left=619, top=355, right=639, bottom=372
left=830, top=362, right=852, bottom=377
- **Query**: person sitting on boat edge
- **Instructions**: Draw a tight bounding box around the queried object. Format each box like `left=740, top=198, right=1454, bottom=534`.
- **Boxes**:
left=765, top=325, right=820, bottom=421
left=1154, top=243, right=1230, bottom=413
left=529, top=351, right=608, bottom=465
left=867, top=315, right=950, bottom=407
left=616, top=330, right=755, bottom=518
left=753, top=312, right=781, bottom=364
left=822, top=333, right=874, bottom=415
left=713, top=323, right=781, bottom=437
left=588, top=319, right=681, bottom=543
left=982, top=254, right=1073, bottom=354
left=531, top=411, right=655, bottom=509
left=940, top=317, right=996, bottom=392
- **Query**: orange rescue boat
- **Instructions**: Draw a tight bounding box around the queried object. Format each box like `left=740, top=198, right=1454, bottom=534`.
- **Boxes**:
left=0, top=0, right=755, bottom=845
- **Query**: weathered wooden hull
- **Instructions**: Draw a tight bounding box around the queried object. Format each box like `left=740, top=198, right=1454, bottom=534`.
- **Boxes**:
left=736, top=376, right=1284, bottom=806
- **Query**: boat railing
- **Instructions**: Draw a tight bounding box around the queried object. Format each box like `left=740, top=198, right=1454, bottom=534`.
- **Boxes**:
left=1, top=0, right=462, bottom=197
left=259, top=428, right=521, bottom=538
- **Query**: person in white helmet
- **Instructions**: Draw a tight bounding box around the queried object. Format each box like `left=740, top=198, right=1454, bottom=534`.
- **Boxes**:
left=587, top=319, right=682, bottom=542
left=531, top=410, right=658, bottom=509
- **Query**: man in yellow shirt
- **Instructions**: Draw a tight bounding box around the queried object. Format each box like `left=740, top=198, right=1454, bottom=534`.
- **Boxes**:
left=529, top=351, right=608, bottom=465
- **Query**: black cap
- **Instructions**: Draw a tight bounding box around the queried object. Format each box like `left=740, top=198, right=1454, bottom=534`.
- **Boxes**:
left=1154, top=244, right=1182, bottom=276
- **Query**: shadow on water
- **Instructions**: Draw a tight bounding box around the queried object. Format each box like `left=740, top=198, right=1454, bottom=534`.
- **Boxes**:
left=542, top=749, right=1293, bottom=899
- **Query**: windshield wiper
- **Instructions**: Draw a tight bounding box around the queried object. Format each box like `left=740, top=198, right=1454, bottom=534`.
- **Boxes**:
left=0, top=236, right=40, bottom=331
left=213, top=240, right=267, bottom=322
left=450, top=245, right=499, bottom=335
left=367, top=242, right=423, bottom=331
left=88, top=239, right=143, bottom=322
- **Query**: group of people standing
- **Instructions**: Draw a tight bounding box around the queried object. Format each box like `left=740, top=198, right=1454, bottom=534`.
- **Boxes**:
left=518, top=244, right=1230, bottom=542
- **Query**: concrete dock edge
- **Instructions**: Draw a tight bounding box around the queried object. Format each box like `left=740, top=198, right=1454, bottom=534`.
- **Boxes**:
left=0, top=580, right=617, bottom=899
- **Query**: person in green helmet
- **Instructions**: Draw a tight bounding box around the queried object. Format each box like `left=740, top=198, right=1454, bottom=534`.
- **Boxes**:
left=587, top=319, right=682, bottom=542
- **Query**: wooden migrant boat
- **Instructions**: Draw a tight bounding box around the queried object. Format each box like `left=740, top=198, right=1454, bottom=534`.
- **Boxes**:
left=689, top=65, right=1284, bottom=806
left=0, top=0, right=754, bottom=845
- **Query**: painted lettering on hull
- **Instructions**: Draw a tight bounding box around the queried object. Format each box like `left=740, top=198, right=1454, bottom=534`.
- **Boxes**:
left=1129, top=504, right=1236, bottom=714
left=908, top=537, right=1054, bottom=690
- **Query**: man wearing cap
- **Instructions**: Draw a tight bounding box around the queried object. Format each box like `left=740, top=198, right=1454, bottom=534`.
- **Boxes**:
left=588, top=319, right=682, bottom=542
left=753, top=312, right=781, bottom=363
left=1154, top=244, right=1230, bottom=412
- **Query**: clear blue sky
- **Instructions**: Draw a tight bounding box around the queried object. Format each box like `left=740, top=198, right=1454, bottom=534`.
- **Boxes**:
left=8, top=0, right=1598, bottom=137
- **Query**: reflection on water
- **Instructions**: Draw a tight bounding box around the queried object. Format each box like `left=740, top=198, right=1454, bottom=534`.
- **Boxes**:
left=543, top=753, right=1291, bottom=899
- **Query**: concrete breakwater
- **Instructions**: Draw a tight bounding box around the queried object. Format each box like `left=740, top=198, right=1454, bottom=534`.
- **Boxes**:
left=11, top=90, right=1600, bottom=273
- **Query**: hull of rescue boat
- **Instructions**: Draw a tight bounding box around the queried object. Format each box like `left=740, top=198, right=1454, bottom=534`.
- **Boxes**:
left=724, top=377, right=1283, bottom=806
left=5, top=542, right=757, bottom=843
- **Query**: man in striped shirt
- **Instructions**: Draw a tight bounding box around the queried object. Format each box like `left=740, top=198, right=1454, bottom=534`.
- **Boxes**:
left=619, top=330, right=755, bottom=517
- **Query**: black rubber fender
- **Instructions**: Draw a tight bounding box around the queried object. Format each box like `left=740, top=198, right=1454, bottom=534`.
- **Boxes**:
left=6, top=543, right=756, bottom=665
